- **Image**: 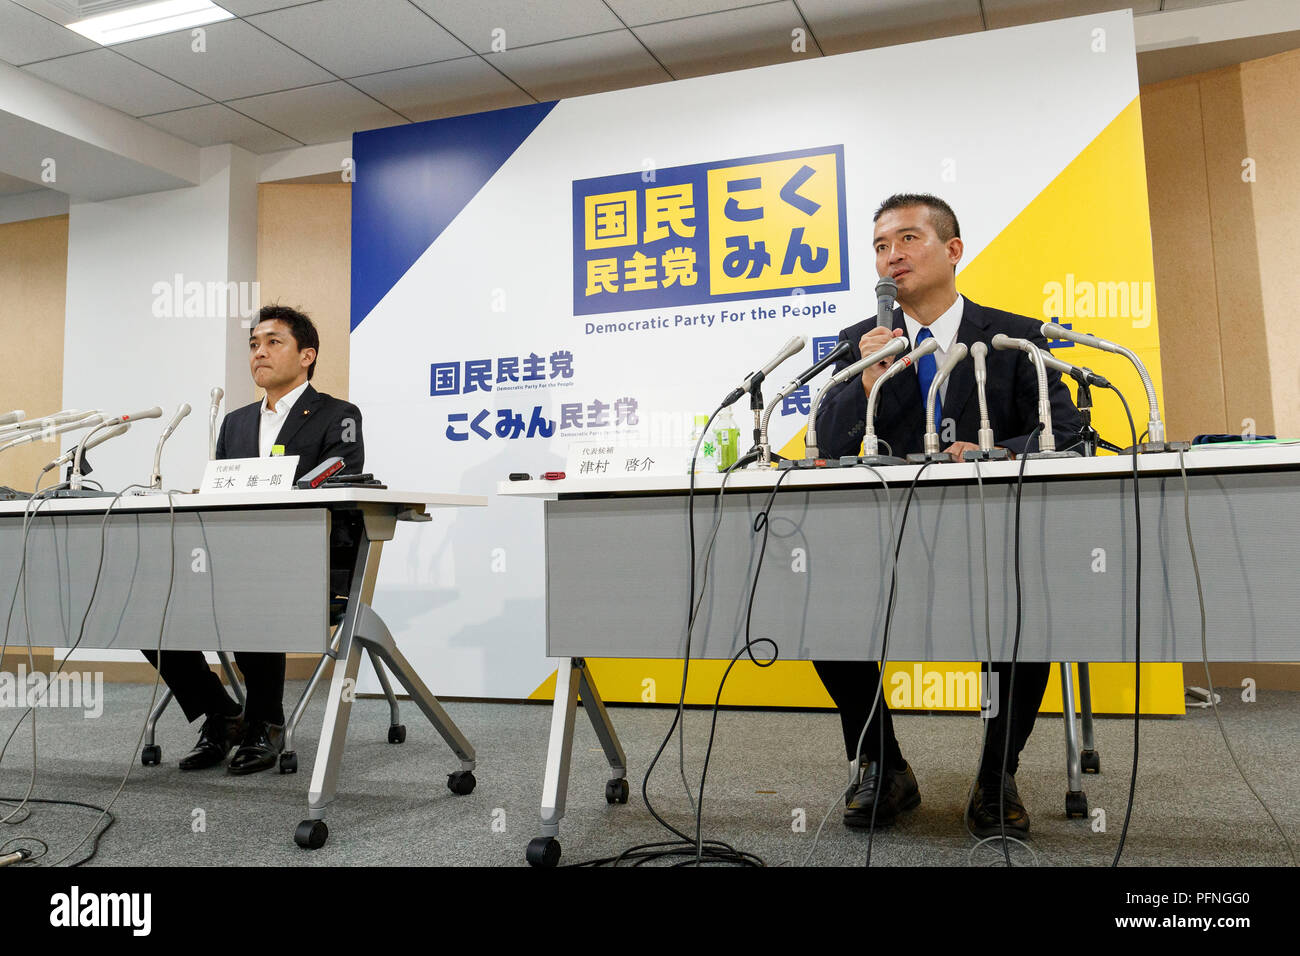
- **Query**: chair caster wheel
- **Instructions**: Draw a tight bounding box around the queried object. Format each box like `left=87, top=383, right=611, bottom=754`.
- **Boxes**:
left=388, top=724, right=406, bottom=744
left=141, top=744, right=161, bottom=766
left=1081, top=749, right=1100, bottom=774
left=447, top=770, right=476, bottom=795
left=294, top=819, right=328, bottom=849
left=280, top=751, right=298, bottom=774
left=526, top=836, right=561, bottom=867
left=1065, top=790, right=1088, bottom=818
left=605, top=778, right=629, bottom=804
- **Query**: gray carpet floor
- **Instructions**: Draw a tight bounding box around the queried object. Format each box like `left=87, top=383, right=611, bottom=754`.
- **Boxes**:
left=2, top=680, right=1296, bottom=866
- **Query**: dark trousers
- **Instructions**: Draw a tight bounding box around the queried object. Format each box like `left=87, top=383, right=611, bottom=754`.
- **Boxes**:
left=140, top=511, right=364, bottom=727
left=813, top=659, right=1052, bottom=781
left=142, top=650, right=285, bottom=725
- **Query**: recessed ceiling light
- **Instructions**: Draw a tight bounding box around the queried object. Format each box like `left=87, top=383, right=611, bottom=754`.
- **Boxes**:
left=68, top=0, right=234, bottom=46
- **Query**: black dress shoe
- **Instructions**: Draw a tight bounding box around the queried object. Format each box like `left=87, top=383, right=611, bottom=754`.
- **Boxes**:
left=179, top=713, right=244, bottom=771
left=844, top=760, right=920, bottom=828
left=967, top=773, right=1030, bottom=838
left=227, top=720, right=285, bottom=776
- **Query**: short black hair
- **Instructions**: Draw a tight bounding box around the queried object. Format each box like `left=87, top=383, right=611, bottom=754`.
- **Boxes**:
left=873, top=193, right=961, bottom=243
left=253, top=304, right=319, bottom=380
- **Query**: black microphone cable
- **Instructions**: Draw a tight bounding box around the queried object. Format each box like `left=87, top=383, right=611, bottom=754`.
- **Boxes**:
left=1177, top=449, right=1296, bottom=865
left=689, top=464, right=800, bottom=864
left=864, top=459, right=935, bottom=866
left=1, top=482, right=178, bottom=865
left=966, top=455, right=1038, bottom=867
left=573, top=417, right=765, bottom=865
left=992, top=422, right=1045, bottom=868
left=1103, top=386, right=1141, bottom=867
left=798, top=463, right=895, bottom=866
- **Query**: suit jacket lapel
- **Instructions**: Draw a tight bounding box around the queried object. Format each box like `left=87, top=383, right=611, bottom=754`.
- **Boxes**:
left=271, top=383, right=319, bottom=452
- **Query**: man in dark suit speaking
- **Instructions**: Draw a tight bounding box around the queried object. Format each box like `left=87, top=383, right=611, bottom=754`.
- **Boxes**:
left=144, top=305, right=363, bottom=775
left=813, top=194, right=1080, bottom=837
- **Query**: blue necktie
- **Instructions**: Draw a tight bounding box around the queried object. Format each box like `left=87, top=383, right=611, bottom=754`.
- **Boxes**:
left=915, top=327, right=941, bottom=432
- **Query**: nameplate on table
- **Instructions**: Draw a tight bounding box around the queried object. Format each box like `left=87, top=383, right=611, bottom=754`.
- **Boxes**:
left=565, top=444, right=678, bottom=478
left=200, top=456, right=299, bottom=493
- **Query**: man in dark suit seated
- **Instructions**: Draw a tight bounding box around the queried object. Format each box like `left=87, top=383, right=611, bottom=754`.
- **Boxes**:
left=144, top=305, right=364, bottom=775
left=812, top=193, right=1080, bottom=837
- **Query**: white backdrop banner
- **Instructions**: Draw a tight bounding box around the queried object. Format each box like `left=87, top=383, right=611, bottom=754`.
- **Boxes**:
left=349, top=11, right=1141, bottom=697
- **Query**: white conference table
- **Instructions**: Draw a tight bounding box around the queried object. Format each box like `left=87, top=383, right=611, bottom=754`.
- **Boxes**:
left=499, top=443, right=1300, bottom=865
left=0, top=487, right=485, bottom=849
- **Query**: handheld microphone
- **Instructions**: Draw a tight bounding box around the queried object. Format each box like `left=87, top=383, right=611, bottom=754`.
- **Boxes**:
left=720, top=336, right=806, bottom=408
left=149, top=402, right=192, bottom=489
left=0, top=410, right=23, bottom=427
left=758, top=340, right=854, bottom=464
left=992, top=334, right=1060, bottom=454
left=875, top=276, right=897, bottom=329
left=862, top=337, right=939, bottom=458
left=209, top=387, right=224, bottom=460
left=804, top=337, right=910, bottom=459
left=916, top=343, right=969, bottom=458
left=1041, top=323, right=1169, bottom=446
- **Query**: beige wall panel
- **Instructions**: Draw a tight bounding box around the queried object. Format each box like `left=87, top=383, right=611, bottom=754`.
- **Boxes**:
left=0, top=214, right=69, bottom=489
left=1199, top=68, right=1275, bottom=435
left=1140, top=79, right=1227, bottom=439
left=1239, top=49, right=1300, bottom=439
left=255, top=184, right=351, bottom=402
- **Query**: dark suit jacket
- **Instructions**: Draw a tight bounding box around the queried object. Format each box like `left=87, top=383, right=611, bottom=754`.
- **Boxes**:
left=814, top=297, right=1080, bottom=459
left=215, top=383, right=364, bottom=480
left=216, top=383, right=365, bottom=596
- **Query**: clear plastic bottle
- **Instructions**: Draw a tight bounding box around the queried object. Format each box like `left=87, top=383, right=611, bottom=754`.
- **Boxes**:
left=687, top=414, right=719, bottom=473
left=714, top=407, right=739, bottom=471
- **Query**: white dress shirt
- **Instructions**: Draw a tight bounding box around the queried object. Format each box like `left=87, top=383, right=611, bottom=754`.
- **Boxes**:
left=901, top=294, right=965, bottom=403
left=259, top=379, right=309, bottom=458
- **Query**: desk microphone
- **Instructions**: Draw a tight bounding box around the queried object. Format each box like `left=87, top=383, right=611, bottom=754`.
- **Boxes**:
left=209, top=387, right=224, bottom=460
left=759, top=340, right=853, bottom=464
left=150, top=403, right=192, bottom=489
left=804, top=337, right=910, bottom=459
left=719, top=336, right=806, bottom=408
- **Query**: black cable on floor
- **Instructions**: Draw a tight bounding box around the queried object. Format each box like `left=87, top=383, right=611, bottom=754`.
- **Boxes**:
left=1104, top=386, right=1140, bottom=867
left=865, top=459, right=934, bottom=866
left=995, top=422, right=1043, bottom=867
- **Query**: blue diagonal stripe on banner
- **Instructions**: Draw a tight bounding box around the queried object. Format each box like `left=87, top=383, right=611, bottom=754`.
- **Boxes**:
left=350, top=101, right=558, bottom=331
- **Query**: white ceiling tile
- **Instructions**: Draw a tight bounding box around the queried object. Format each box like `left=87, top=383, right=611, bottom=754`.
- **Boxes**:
left=798, top=0, right=984, bottom=55
left=0, top=0, right=97, bottom=66
left=114, top=18, right=334, bottom=101
left=211, top=0, right=313, bottom=14
left=983, top=1, right=1160, bottom=31
left=489, top=29, right=668, bottom=100
left=634, top=1, right=808, bottom=79
left=409, top=0, right=623, bottom=54
left=250, top=0, right=471, bottom=78
left=1156, top=0, right=1237, bottom=9
left=605, top=0, right=779, bottom=28
left=141, top=102, right=300, bottom=152
left=349, top=56, right=533, bottom=121
left=22, top=49, right=211, bottom=116
left=227, top=80, right=406, bottom=143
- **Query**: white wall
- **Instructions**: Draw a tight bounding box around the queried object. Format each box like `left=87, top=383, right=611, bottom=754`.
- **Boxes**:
left=60, top=143, right=258, bottom=661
